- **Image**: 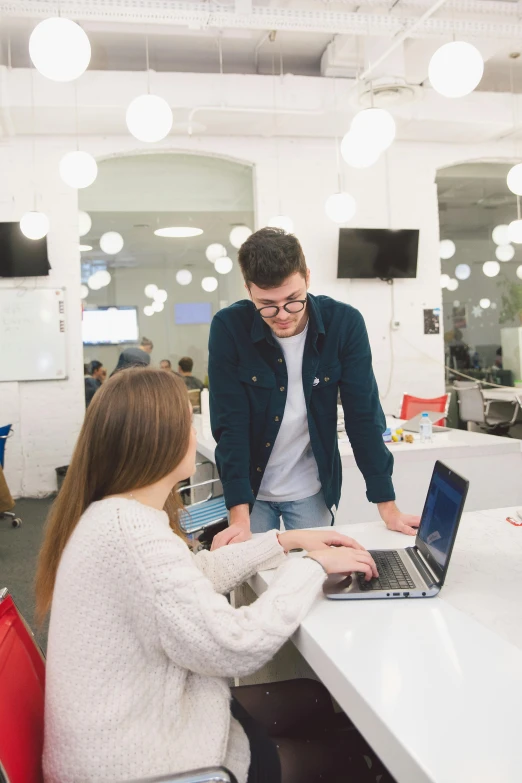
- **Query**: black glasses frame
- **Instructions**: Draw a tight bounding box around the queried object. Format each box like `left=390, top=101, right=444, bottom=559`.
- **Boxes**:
left=256, top=298, right=307, bottom=319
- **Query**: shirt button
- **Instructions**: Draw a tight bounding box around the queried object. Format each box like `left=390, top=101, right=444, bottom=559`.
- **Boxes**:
left=278, top=358, right=283, bottom=363
left=280, top=386, right=285, bottom=392
left=274, top=416, right=280, bottom=422
left=265, top=442, right=271, bottom=448
left=324, top=376, right=330, bottom=382
left=252, top=376, right=257, bottom=382
left=257, top=466, right=263, bottom=473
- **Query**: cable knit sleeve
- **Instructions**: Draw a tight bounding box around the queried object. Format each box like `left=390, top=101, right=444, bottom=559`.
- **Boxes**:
left=125, top=520, right=326, bottom=679
left=193, top=531, right=286, bottom=594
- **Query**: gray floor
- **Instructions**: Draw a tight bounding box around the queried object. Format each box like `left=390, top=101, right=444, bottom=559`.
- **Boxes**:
left=1, top=497, right=52, bottom=650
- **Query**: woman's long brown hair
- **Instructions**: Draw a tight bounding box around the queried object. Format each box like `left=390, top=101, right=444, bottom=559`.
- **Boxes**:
left=35, top=367, right=191, bottom=624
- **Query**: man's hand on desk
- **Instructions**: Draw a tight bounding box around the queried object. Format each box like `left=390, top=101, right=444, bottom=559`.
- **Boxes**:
left=211, top=504, right=252, bottom=550
left=378, top=501, right=421, bottom=537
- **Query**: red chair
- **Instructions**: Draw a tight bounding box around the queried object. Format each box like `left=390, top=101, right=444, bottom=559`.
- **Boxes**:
left=399, top=393, right=450, bottom=426
left=0, top=588, right=236, bottom=783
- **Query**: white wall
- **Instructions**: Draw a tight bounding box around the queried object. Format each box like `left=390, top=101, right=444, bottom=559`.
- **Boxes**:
left=2, top=70, right=517, bottom=495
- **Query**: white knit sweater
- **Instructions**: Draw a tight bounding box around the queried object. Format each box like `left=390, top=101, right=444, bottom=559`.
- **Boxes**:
left=43, top=498, right=326, bottom=783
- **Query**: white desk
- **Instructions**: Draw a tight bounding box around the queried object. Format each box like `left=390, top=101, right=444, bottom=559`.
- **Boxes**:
left=249, top=508, right=522, bottom=783
left=193, top=415, right=522, bottom=521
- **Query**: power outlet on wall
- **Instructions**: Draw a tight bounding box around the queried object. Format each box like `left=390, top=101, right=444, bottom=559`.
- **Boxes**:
left=391, top=320, right=401, bottom=331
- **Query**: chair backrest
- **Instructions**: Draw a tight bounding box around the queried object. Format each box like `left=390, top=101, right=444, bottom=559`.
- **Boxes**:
left=400, top=394, right=449, bottom=425
left=453, top=381, right=479, bottom=390
left=0, top=425, right=12, bottom=470
left=187, top=389, right=201, bottom=409
left=0, top=589, right=45, bottom=783
left=455, top=387, right=486, bottom=424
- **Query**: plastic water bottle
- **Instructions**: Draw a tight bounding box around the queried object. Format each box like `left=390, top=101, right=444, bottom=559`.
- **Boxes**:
left=419, top=412, right=433, bottom=443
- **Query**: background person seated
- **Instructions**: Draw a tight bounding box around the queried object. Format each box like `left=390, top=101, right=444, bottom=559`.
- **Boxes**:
left=84, top=360, right=106, bottom=407
left=160, top=359, right=175, bottom=372
left=178, top=356, right=204, bottom=390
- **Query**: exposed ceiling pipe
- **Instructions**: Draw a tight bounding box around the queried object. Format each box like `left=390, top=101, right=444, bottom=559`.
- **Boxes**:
left=358, top=0, right=447, bottom=83
left=185, top=104, right=325, bottom=135
left=321, top=0, right=517, bottom=13
left=2, top=1, right=522, bottom=40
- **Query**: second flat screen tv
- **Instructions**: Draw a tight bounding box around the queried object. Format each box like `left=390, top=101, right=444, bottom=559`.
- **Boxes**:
left=337, top=228, right=419, bottom=279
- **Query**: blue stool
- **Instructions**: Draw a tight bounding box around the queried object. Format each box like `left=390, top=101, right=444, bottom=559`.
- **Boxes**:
left=0, top=425, right=21, bottom=528
left=179, top=475, right=228, bottom=547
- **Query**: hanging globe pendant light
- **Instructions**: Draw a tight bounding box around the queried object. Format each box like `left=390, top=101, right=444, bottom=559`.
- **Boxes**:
left=29, top=18, right=91, bottom=83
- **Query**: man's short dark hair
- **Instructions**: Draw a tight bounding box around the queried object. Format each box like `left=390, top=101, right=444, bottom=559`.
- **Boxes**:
left=237, top=227, right=307, bottom=289
left=160, top=359, right=172, bottom=368
left=90, top=360, right=103, bottom=375
left=178, top=356, right=193, bottom=373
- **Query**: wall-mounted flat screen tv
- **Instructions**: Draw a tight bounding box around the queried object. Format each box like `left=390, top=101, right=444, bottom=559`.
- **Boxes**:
left=0, top=221, right=50, bottom=277
left=82, top=306, right=139, bottom=345
left=337, top=228, right=419, bottom=279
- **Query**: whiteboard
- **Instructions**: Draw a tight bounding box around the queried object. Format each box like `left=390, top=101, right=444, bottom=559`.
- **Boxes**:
left=0, top=288, right=67, bottom=382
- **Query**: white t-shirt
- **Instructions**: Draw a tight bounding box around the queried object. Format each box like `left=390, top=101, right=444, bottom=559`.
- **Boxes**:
left=257, top=322, right=321, bottom=502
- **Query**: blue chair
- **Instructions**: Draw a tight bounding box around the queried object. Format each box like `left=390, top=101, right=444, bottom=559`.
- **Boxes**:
left=179, top=464, right=228, bottom=546
left=0, top=425, right=21, bottom=528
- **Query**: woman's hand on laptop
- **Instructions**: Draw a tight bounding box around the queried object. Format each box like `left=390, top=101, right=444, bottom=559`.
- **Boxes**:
left=378, top=501, right=421, bottom=537
left=307, top=547, right=379, bottom=581
left=278, top=529, right=366, bottom=554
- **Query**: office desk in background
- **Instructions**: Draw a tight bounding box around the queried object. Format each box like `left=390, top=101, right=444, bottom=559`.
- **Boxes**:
left=249, top=508, right=522, bottom=783
left=193, top=415, right=522, bottom=522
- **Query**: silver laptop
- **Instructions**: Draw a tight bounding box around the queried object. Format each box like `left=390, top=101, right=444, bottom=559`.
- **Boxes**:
left=324, top=461, right=469, bottom=600
left=402, top=411, right=449, bottom=433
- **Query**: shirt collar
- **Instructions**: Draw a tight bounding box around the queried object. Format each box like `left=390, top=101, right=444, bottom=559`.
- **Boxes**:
left=249, top=293, right=324, bottom=345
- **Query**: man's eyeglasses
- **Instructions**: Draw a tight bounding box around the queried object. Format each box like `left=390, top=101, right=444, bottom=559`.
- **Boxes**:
left=256, top=298, right=307, bottom=319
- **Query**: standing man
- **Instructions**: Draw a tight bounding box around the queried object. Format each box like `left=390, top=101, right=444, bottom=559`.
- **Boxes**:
left=140, top=337, right=154, bottom=355
left=209, top=227, right=419, bottom=545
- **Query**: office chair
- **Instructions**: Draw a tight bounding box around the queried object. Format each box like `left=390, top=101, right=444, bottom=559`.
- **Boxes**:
left=0, top=588, right=237, bottom=783
left=178, top=462, right=228, bottom=548
left=0, top=425, right=21, bottom=528
left=454, top=384, right=521, bottom=435
left=399, top=393, right=450, bottom=425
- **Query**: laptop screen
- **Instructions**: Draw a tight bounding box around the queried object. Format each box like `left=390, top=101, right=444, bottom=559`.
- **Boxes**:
left=416, top=462, right=469, bottom=585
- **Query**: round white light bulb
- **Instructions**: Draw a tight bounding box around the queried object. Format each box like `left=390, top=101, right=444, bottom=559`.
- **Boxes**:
left=428, top=41, right=484, bottom=98
left=88, top=272, right=103, bottom=290
left=479, top=298, right=491, bottom=309
left=29, top=18, right=91, bottom=83
left=267, top=215, right=294, bottom=233
left=350, top=108, right=396, bottom=153
left=20, top=211, right=49, bottom=240
left=446, top=278, right=459, bottom=291
left=440, top=273, right=450, bottom=288
left=126, top=94, right=173, bottom=143
left=152, top=300, right=164, bottom=313
left=492, top=224, right=510, bottom=246
left=439, top=239, right=456, bottom=260
left=496, top=244, right=515, bottom=262
left=340, top=132, right=381, bottom=169
left=144, top=305, right=154, bottom=316
left=455, top=263, right=471, bottom=280
left=100, top=231, right=124, bottom=255
left=59, top=150, right=98, bottom=189
left=507, top=164, right=522, bottom=196
left=205, top=243, right=227, bottom=263
left=176, top=269, right=192, bottom=286
left=78, top=210, right=92, bottom=237
left=154, top=289, right=168, bottom=303
left=508, top=219, right=522, bottom=244
left=144, top=284, right=158, bottom=298
left=229, top=226, right=252, bottom=249
left=483, top=260, right=500, bottom=277
left=324, top=192, right=357, bottom=224
left=517, top=265, right=522, bottom=280
left=96, top=270, right=111, bottom=287
left=215, top=256, right=233, bottom=275
left=80, top=284, right=89, bottom=299
left=202, top=276, right=218, bottom=292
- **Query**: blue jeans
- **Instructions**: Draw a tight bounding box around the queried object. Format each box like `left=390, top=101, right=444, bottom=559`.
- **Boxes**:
left=250, top=490, right=333, bottom=533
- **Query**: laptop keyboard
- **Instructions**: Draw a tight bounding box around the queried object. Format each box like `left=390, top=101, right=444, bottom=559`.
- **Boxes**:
left=358, top=550, right=416, bottom=592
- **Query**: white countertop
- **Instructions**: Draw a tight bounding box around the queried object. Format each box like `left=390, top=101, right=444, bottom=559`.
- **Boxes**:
left=193, top=414, right=522, bottom=466
left=249, top=508, right=522, bottom=783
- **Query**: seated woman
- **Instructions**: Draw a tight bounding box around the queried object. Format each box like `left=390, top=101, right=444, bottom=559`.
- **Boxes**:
left=36, top=367, right=381, bottom=783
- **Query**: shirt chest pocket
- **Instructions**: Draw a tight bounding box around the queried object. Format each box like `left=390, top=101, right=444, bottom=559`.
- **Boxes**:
left=311, top=362, right=342, bottom=416
left=238, top=366, right=276, bottom=413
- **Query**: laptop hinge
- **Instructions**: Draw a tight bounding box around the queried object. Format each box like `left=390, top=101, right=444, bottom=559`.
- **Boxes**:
left=406, top=547, right=439, bottom=588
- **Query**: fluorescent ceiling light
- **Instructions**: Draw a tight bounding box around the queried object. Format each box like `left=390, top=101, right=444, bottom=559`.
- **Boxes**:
left=154, top=227, right=203, bottom=238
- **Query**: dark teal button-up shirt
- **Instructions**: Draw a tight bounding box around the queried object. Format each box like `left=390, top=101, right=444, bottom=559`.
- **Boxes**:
left=208, top=293, right=395, bottom=513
